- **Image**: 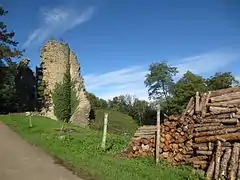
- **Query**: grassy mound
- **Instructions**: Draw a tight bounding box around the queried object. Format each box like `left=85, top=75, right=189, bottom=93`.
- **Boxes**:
left=0, top=114, right=204, bottom=180
left=90, top=109, right=138, bottom=135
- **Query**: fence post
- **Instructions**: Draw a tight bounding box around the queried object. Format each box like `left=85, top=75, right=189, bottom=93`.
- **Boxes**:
left=29, top=116, right=32, bottom=128
left=156, top=104, right=161, bottom=164
left=101, top=113, right=108, bottom=149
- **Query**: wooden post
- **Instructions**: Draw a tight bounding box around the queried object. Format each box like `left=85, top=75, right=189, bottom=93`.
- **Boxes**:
left=29, top=116, right=32, bottom=128
left=195, top=91, right=200, bottom=113
left=101, top=113, right=108, bottom=149
left=156, top=104, right=160, bottom=164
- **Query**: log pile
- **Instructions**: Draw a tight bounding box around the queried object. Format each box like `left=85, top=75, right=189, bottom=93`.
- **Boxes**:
left=192, top=87, right=240, bottom=179
left=127, top=114, right=195, bottom=165
left=127, top=86, right=240, bottom=179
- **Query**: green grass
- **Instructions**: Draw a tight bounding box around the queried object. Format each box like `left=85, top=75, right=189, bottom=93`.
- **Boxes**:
left=90, top=109, right=138, bottom=135
left=0, top=114, right=205, bottom=180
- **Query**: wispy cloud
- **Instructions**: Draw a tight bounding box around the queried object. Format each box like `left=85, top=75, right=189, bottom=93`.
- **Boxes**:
left=23, top=6, right=95, bottom=48
left=84, top=49, right=240, bottom=100
left=236, top=76, right=240, bottom=82
left=176, top=49, right=240, bottom=78
left=84, top=66, right=149, bottom=100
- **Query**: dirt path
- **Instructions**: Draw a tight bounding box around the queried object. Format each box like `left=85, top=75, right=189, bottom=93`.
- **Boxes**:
left=0, top=122, right=83, bottom=180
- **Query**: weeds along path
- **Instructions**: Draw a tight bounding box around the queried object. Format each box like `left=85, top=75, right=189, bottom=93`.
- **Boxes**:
left=0, top=122, right=83, bottom=180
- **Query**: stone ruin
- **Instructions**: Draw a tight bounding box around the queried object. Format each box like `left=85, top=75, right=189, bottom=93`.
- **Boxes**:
left=36, top=40, right=90, bottom=127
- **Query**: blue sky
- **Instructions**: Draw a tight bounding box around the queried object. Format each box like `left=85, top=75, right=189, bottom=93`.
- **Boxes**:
left=2, top=0, right=240, bottom=100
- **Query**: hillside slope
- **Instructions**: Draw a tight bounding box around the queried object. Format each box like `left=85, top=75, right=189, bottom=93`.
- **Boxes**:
left=90, top=109, right=138, bottom=135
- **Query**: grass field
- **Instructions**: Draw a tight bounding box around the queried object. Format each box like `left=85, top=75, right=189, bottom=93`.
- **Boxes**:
left=0, top=114, right=205, bottom=180
left=90, top=109, right=138, bottom=135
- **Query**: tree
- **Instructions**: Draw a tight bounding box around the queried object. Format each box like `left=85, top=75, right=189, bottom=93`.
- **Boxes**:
left=70, top=81, right=79, bottom=115
left=0, top=62, right=19, bottom=113
left=170, top=71, right=207, bottom=114
left=131, top=98, right=149, bottom=125
left=206, top=72, right=239, bottom=91
left=86, top=92, right=108, bottom=110
left=15, top=59, right=36, bottom=112
left=52, top=68, right=71, bottom=122
left=0, top=6, right=23, bottom=65
left=144, top=61, right=178, bottom=100
left=0, top=6, right=24, bottom=113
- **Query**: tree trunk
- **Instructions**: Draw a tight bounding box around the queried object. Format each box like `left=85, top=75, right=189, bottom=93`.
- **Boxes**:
left=194, top=126, right=240, bottom=137
left=194, top=122, right=221, bottom=128
left=210, top=91, right=240, bottom=103
left=210, top=87, right=240, bottom=98
left=214, top=140, right=222, bottom=180
left=199, top=93, right=207, bottom=113
left=209, top=106, right=238, bottom=114
left=228, top=143, right=240, bottom=180
left=195, top=133, right=240, bottom=143
left=195, top=91, right=200, bottom=114
left=237, top=154, right=240, bottom=180
left=202, top=91, right=211, bottom=117
left=206, top=154, right=215, bottom=180
left=181, top=97, right=194, bottom=120
left=205, top=113, right=231, bottom=119
left=219, top=148, right=232, bottom=179
left=209, top=99, right=240, bottom=107
left=200, top=118, right=238, bottom=124
left=194, top=125, right=224, bottom=132
left=196, top=150, right=213, bottom=156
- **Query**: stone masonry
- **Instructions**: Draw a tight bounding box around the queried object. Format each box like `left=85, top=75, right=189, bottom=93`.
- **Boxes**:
left=40, top=40, right=90, bottom=127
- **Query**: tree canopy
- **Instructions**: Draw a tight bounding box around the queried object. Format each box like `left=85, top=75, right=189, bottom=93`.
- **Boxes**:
left=144, top=61, right=178, bottom=100
left=145, top=61, right=239, bottom=115
left=206, top=72, right=239, bottom=91
left=0, top=6, right=23, bottom=65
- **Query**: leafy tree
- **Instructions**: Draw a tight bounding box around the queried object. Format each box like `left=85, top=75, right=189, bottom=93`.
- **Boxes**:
left=0, top=6, right=23, bottom=65
left=52, top=69, right=71, bottom=122
left=86, top=92, right=108, bottom=110
left=86, top=92, right=108, bottom=121
left=70, top=81, right=79, bottom=115
left=99, top=98, right=108, bottom=109
left=144, top=61, right=178, bottom=100
left=131, top=98, right=149, bottom=125
left=107, top=94, right=157, bottom=125
left=15, top=59, right=36, bottom=112
left=0, top=62, right=19, bottom=113
left=0, top=59, right=37, bottom=113
left=0, top=6, right=25, bottom=113
left=206, top=72, right=239, bottom=91
left=169, top=71, right=207, bottom=114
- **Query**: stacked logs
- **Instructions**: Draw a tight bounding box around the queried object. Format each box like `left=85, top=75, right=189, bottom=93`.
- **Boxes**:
left=204, top=141, right=240, bottom=180
left=127, top=115, right=195, bottom=165
left=127, top=86, right=240, bottom=179
left=192, top=86, right=240, bottom=179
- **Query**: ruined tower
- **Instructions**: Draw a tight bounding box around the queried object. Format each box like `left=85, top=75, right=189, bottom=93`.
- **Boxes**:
left=39, top=40, right=90, bottom=127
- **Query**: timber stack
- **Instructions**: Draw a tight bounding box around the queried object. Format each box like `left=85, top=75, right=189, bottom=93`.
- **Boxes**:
left=127, top=86, right=240, bottom=180
left=127, top=114, right=195, bottom=165
left=193, top=86, right=240, bottom=180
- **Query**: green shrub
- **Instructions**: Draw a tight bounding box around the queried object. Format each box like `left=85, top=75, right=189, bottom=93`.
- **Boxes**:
left=52, top=71, right=71, bottom=122
left=70, top=80, right=79, bottom=115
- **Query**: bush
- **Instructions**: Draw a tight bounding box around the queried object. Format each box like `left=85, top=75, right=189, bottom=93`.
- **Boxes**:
left=70, top=80, right=79, bottom=115
left=52, top=71, right=71, bottom=122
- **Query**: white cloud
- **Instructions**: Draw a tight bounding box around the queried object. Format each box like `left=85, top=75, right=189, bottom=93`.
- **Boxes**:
left=84, top=66, right=149, bottom=101
left=236, top=76, right=240, bottom=82
left=23, top=6, right=95, bottom=48
left=84, top=49, right=240, bottom=101
left=176, top=49, right=240, bottom=78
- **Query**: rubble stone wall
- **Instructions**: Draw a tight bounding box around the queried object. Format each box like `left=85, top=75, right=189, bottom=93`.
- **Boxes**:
left=40, top=40, right=90, bottom=126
